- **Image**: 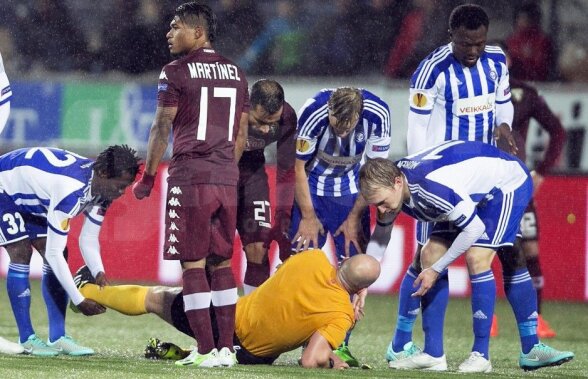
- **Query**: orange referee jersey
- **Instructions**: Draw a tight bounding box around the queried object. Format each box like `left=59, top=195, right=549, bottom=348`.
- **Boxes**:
left=235, top=249, right=354, bottom=358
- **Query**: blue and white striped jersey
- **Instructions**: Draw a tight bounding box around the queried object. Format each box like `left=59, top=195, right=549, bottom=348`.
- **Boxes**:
left=409, top=44, right=511, bottom=148
left=398, top=140, right=528, bottom=226
left=296, top=89, right=391, bottom=197
left=0, top=147, right=103, bottom=236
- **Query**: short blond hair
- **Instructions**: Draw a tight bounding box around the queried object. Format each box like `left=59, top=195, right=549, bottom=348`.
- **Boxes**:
left=328, top=87, right=362, bottom=122
left=359, top=158, right=401, bottom=199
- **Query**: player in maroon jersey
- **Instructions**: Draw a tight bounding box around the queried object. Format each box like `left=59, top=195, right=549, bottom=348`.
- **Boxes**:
left=238, top=79, right=297, bottom=294
left=132, top=2, right=249, bottom=368
left=492, top=41, right=566, bottom=339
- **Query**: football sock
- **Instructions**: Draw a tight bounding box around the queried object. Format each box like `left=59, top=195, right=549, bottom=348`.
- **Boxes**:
left=525, top=255, right=544, bottom=314
left=183, top=268, right=215, bottom=354
left=470, top=270, right=495, bottom=359
left=80, top=284, right=148, bottom=315
left=422, top=269, right=448, bottom=358
left=7, top=263, right=34, bottom=343
left=392, top=266, right=421, bottom=352
left=243, top=261, right=269, bottom=295
left=211, top=266, right=237, bottom=351
left=503, top=268, right=538, bottom=353
left=42, top=264, right=67, bottom=342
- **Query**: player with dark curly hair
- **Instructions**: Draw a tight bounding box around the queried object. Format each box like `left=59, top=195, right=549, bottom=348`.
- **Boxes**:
left=0, top=144, right=139, bottom=356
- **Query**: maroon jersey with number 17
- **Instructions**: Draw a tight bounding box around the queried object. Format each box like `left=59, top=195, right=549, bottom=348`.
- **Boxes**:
left=157, top=47, right=249, bottom=185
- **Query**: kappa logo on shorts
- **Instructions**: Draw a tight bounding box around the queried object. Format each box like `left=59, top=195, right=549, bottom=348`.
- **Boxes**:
left=170, top=186, right=182, bottom=195
left=168, top=234, right=179, bottom=243
left=168, top=209, right=179, bottom=219
left=169, top=222, right=179, bottom=231
left=168, top=197, right=181, bottom=207
left=167, top=246, right=179, bottom=255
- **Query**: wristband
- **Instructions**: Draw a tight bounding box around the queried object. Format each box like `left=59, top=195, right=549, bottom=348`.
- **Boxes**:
left=141, top=172, right=156, bottom=186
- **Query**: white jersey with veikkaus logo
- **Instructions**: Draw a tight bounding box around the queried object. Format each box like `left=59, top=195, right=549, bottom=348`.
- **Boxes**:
left=296, top=89, right=392, bottom=197
left=408, top=44, right=511, bottom=150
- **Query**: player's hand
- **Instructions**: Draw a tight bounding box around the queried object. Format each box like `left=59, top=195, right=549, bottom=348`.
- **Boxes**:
left=265, top=211, right=293, bottom=261
left=76, top=299, right=106, bottom=316
left=352, top=288, right=367, bottom=321
left=494, top=123, right=518, bottom=155
left=412, top=268, right=440, bottom=297
left=330, top=353, right=350, bottom=369
left=132, top=172, right=156, bottom=200
left=530, top=170, right=544, bottom=192
left=292, top=216, right=324, bottom=252
left=95, top=272, right=110, bottom=288
left=334, top=216, right=366, bottom=257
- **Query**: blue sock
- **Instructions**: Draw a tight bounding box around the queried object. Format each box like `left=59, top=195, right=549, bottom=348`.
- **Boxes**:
left=42, top=264, right=68, bottom=342
left=470, top=270, right=496, bottom=359
left=503, top=268, right=538, bottom=354
left=422, top=269, right=449, bottom=358
left=7, top=263, right=34, bottom=343
left=392, top=266, right=422, bottom=352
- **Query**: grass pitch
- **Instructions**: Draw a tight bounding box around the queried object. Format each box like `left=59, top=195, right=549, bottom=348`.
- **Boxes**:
left=0, top=279, right=586, bottom=378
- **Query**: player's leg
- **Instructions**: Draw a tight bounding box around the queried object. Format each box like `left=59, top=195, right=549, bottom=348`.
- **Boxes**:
left=459, top=246, right=495, bottom=373
left=208, top=185, right=239, bottom=366
left=520, top=204, right=555, bottom=338
left=329, top=194, right=369, bottom=367
left=387, top=221, right=429, bottom=363
left=238, top=171, right=271, bottom=294
left=0, top=202, right=57, bottom=356
left=165, top=182, right=219, bottom=367
left=388, top=236, right=447, bottom=371
left=32, top=237, right=94, bottom=356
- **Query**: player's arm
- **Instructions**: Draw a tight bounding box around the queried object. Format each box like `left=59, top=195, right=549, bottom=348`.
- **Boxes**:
left=234, top=111, right=249, bottom=162
left=44, top=222, right=106, bottom=315
left=407, top=87, right=435, bottom=154
left=336, top=104, right=392, bottom=255
left=79, top=206, right=108, bottom=286
left=494, top=59, right=517, bottom=154
left=293, top=158, right=324, bottom=251
left=133, top=106, right=177, bottom=199
left=531, top=94, right=566, bottom=178
left=270, top=108, right=297, bottom=258
left=300, top=331, right=342, bottom=369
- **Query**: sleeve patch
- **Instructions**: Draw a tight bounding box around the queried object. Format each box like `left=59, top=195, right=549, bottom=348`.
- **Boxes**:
left=158, top=83, right=168, bottom=92
left=411, top=92, right=429, bottom=108
left=60, top=219, right=70, bottom=231
left=296, top=138, right=311, bottom=153
left=372, top=144, right=389, bottom=152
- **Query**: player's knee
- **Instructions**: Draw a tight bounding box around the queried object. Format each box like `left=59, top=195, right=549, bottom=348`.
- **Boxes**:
left=244, top=242, right=268, bottom=264
left=465, top=249, right=493, bottom=274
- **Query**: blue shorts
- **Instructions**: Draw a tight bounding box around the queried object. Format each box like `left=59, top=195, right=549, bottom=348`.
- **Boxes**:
left=289, top=193, right=370, bottom=262
left=416, top=177, right=532, bottom=249
left=0, top=192, right=46, bottom=245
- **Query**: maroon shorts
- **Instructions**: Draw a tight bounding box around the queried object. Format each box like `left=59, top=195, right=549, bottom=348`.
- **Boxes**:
left=237, top=168, right=271, bottom=246
left=163, top=182, right=237, bottom=261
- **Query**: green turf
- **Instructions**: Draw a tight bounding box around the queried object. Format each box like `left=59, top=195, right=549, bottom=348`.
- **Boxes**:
left=0, top=279, right=586, bottom=378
